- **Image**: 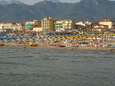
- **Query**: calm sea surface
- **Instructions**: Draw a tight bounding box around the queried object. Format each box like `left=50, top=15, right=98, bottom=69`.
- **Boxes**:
left=0, top=48, right=115, bottom=86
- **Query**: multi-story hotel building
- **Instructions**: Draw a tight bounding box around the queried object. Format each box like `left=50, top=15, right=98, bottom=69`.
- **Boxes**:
left=55, top=19, right=75, bottom=32
left=41, top=17, right=54, bottom=33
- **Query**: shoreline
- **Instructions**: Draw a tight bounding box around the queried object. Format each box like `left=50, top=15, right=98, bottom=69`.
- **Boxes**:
left=0, top=44, right=115, bottom=53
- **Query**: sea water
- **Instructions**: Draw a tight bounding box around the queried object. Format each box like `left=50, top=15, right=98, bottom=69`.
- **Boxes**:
left=0, top=48, right=115, bottom=86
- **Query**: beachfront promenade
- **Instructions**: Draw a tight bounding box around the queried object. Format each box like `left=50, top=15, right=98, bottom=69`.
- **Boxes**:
left=0, top=28, right=114, bottom=48
left=0, top=17, right=115, bottom=49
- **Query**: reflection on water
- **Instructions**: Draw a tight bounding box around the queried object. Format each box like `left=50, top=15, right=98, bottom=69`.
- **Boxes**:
left=0, top=48, right=115, bottom=86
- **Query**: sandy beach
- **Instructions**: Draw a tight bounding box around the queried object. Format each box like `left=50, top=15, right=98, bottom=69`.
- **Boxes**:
left=1, top=43, right=115, bottom=54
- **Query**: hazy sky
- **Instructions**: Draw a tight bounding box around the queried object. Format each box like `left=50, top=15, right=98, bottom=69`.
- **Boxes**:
left=19, top=0, right=80, bottom=4
left=0, top=0, right=114, bottom=5
left=10, top=0, right=80, bottom=5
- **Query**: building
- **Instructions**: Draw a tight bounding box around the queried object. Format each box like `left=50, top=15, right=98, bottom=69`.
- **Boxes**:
left=24, top=20, right=36, bottom=30
left=41, top=17, right=55, bottom=33
left=12, top=23, right=23, bottom=31
left=99, top=19, right=113, bottom=29
left=33, top=21, right=42, bottom=32
left=0, top=23, right=22, bottom=32
left=55, top=20, right=64, bottom=32
left=55, top=19, right=75, bottom=32
left=33, top=27, right=43, bottom=32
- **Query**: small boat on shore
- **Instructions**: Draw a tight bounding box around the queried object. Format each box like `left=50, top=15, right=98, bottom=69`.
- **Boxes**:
left=0, top=43, right=5, bottom=47
left=110, top=48, right=115, bottom=53
left=24, top=42, right=39, bottom=48
left=30, top=44, right=38, bottom=48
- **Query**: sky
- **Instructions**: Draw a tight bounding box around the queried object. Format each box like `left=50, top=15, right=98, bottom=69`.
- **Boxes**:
left=0, top=0, right=80, bottom=5
left=0, top=0, right=114, bottom=5
left=19, top=0, right=80, bottom=4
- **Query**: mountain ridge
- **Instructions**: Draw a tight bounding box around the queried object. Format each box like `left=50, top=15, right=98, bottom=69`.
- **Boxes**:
left=0, top=0, right=115, bottom=21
